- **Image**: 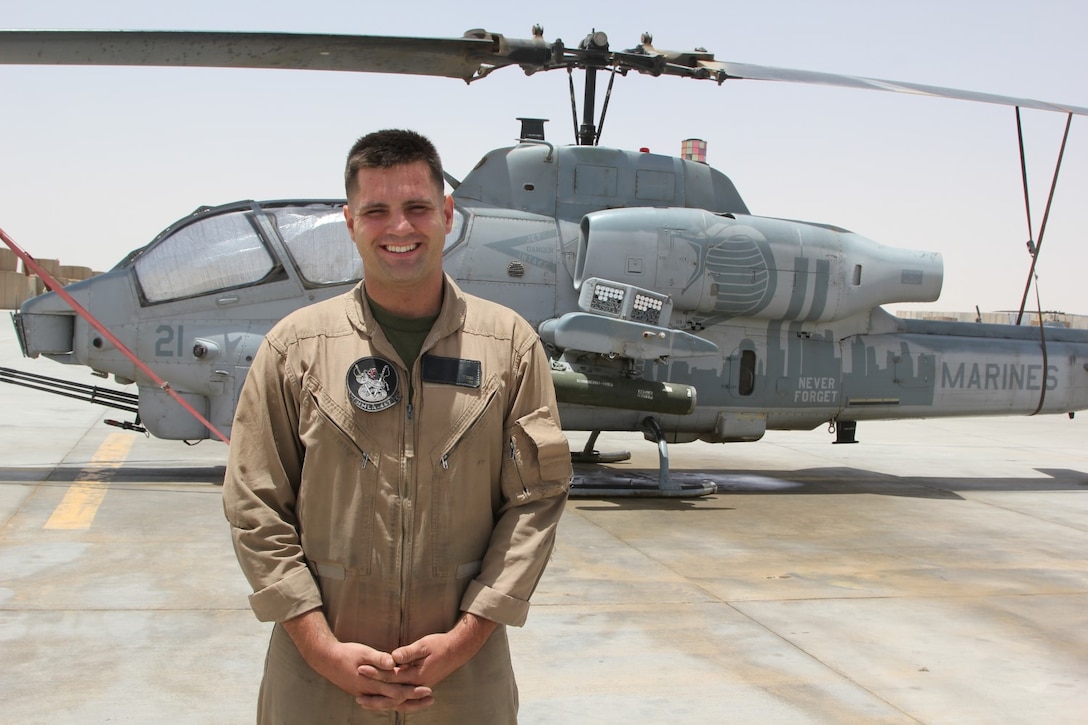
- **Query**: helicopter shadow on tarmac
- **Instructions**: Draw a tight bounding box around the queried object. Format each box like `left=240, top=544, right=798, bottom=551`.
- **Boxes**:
left=571, top=462, right=1088, bottom=507
left=2, top=461, right=1083, bottom=497
left=0, top=464, right=227, bottom=485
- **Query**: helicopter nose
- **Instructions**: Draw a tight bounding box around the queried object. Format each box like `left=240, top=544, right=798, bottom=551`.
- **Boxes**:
left=14, top=290, right=75, bottom=357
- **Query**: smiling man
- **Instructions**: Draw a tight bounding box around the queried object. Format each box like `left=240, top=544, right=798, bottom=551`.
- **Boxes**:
left=344, top=148, right=452, bottom=317
left=223, top=129, right=571, bottom=723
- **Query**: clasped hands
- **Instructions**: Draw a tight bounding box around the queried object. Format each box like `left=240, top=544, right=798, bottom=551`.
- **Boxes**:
left=298, top=612, right=498, bottom=713
left=349, top=633, right=461, bottom=713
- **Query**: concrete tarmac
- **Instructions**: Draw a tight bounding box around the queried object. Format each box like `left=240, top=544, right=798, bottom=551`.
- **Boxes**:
left=1, top=317, right=1086, bottom=723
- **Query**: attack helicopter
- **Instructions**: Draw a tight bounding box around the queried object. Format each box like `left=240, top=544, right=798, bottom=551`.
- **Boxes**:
left=3, top=27, right=1088, bottom=496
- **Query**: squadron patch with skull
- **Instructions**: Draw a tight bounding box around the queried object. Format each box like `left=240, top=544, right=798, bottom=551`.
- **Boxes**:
left=347, top=357, right=401, bottom=412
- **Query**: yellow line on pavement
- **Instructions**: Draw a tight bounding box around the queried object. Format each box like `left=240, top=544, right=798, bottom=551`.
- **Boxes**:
left=44, top=433, right=135, bottom=530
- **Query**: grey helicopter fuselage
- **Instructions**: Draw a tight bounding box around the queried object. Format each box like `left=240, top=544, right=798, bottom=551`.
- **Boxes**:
left=13, top=140, right=1088, bottom=442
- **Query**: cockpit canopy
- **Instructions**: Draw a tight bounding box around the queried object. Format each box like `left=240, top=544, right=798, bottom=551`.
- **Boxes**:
left=129, top=200, right=465, bottom=305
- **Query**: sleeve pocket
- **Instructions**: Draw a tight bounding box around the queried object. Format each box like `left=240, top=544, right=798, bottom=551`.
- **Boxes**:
left=505, top=406, right=572, bottom=501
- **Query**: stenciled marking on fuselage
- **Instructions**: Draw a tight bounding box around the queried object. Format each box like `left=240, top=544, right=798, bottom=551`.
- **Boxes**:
left=940, top=362, right=1058, bottom=391
left=794, top=376, right=839, bottom=403
left=154, top=324, right=185, bottom=357
left=484, top=231, right=559, bottom=273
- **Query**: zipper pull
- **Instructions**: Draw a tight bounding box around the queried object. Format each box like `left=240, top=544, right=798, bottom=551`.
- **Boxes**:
left=509, top=437, right=517, bottom=461
left=441, top=454, right=449, bottom=470
left=407, top=402, right=414, bottom=421
left=361, top=452, right=372, bottom=469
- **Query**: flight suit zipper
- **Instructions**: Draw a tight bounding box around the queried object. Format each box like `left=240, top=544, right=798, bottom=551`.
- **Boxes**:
left=395, top=357, right=425, bottom=725
left=398, top=364, right=417, bottom=656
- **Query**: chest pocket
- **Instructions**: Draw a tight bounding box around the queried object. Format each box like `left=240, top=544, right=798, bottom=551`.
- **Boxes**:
left=298, top=375, right=380, bottom=575
left=426, top=374, right=504, bottom=577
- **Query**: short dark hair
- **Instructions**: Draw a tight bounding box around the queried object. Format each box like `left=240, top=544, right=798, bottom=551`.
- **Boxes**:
left=344, top=129, right=444, bottom=199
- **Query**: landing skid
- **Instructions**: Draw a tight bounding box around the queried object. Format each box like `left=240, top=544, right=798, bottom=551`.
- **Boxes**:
left=569, top=418, right=717, bottom=498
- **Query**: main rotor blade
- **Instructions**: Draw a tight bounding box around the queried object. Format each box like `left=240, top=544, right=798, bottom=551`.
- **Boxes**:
left=0, top=29, right=507, bottom=80
left=3, top=28, right=1086, bottom=117
left=709, top=61, right=1088, bottom=117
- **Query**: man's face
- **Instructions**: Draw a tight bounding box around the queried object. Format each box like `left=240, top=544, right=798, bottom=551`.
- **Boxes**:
left=344, top=160, right=454, bottom=299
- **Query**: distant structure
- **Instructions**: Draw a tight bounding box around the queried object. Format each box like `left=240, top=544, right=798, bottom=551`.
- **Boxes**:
left=0, top=248, right=98, bottom=309
left=897, top=309, right=1088, bottom=330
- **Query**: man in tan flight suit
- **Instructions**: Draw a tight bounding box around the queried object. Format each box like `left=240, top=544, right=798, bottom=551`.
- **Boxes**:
left=223, top=129, right=571, bottom=723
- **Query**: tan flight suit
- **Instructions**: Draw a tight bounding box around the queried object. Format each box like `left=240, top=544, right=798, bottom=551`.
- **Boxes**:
left=223, top=276, right=571, bottom=723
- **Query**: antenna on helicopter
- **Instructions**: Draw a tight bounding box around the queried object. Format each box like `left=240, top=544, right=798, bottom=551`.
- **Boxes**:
left=517, top=117, right=548, bottom=141
left=681, top=138, right=708, bottom=164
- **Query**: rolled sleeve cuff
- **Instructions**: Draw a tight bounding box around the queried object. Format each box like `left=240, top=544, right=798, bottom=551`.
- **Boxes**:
left=460, top=579, right=530, bottom=627
left=248, top=565, right=324, bottom=623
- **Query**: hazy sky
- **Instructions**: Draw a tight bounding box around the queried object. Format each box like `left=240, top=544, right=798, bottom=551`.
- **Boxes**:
left=2, top=0, right=1086, bottom=314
